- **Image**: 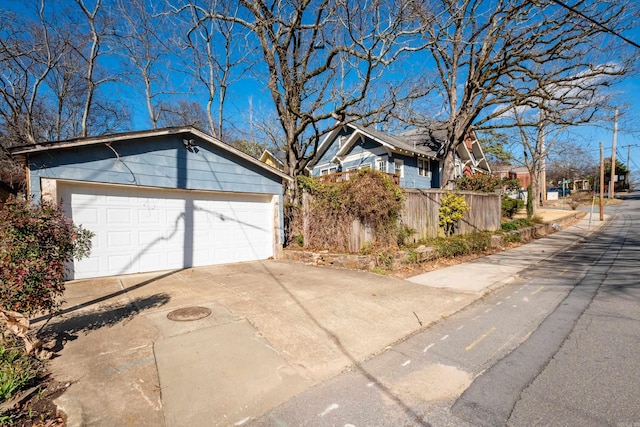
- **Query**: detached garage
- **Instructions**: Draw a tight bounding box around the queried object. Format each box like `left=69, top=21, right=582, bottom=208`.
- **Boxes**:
left=11, top=127, right=290, bottom=280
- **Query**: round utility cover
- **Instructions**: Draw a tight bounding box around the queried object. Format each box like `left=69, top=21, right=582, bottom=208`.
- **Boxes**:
left=167, top=306, right=211, bottom=321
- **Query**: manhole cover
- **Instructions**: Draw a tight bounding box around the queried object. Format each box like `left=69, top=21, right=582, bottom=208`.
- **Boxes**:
left=167, top=306, right=212, bottom=322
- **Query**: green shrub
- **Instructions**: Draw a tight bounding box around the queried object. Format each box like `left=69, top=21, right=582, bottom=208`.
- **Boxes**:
left=432, top=236, right=469, bottom=258
left=465, top=232, right=492, bottom=252
left=501, top=217, right=535, bottom=231
left=501, top=198, right=523, bottom=219
left=430, top=232, right=492, bottom=258
left=503, top=233, right=522, bottom=244
left=501, top=221, right=518, bottom=231
left=0, top=197, right=94, bottom=316
left=438, top=193, right=470, bottom=236
left=513, top=218, right=534, bottom=228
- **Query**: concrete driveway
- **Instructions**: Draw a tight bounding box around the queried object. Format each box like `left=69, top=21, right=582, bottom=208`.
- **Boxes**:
left=34, top=260, right=477, bottom=427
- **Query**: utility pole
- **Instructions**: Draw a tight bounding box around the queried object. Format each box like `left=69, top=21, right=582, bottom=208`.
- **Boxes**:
left=600, top=142, right=604, bottom=221
left=621, top=144, right=638, bottom=191
left=609, top=107, right=618, bottom=199
left=541, top=127, right=547, bottom=203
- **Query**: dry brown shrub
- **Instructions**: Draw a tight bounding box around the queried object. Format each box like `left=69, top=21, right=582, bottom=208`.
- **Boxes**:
left=292, top=170, right=404, bottom=252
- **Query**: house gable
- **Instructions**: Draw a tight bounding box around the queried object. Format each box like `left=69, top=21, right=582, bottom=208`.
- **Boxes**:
left=311, top=125, right=436, bottom=189
left=310, top=125, right=354, bottom=170
left=13, top=127, right=289, bottom=200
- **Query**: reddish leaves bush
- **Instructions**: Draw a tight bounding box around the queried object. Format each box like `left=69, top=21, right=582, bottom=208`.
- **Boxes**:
left=0, top=197, right=93, bottom=316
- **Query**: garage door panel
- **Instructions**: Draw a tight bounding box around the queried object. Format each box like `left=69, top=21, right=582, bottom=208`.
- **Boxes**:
left=73, top=207, right=99, bottom=226
left=165, top=249, right=186, bottom=269
left=78, top=256, right=101, bottom=277
left=107, top=231, right=131, bottom=247
left=192, top=249, right=210, bottom=265
left=139, top=208, right=161, bottom=224
left=108, top=254, right=133, bottom=273
left=106, top=208, right=132, bottom=225
left=139, top=252, right=165, bottom=272
left=138, top=230, right=162, bottom=246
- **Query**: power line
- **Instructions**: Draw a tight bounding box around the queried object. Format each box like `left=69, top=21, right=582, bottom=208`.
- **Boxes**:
left=547, top=0, right=640, bottom=50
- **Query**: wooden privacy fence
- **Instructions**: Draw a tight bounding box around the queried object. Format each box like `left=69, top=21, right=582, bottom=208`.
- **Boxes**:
left=301, top=189, right=501, bottom=252
left=401, top=189, right=501, bottom=243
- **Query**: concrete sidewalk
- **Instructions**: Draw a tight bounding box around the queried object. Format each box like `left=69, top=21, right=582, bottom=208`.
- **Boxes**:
left=408, top=211, right=609, bottom=293
left=38, top=210, right=608, bottom=427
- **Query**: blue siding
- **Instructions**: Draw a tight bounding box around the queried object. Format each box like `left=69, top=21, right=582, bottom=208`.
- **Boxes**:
left=314, top=127, right=352, bottom=167
left=342, top=155, right=376, bottom=170
left=399, top=156, right=433, bottom=189
left=28, top=135, right=284, bottom=198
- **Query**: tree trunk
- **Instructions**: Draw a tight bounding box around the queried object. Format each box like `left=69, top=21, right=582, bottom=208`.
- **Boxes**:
left=441, top=147, right=456, bottom=189
left=282, top=137, right=301, bottom=244
left=530, top=170, right=540, bottom=217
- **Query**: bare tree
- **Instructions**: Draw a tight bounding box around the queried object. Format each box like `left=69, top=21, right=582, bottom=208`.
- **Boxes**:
left=416, top=0, right=634, bottom=187
left=503, top=59, right=624, bottom=216
left=202, top=0, right=429, bottom=209
left=546, top=139, right=597, bottom=186
left=0, top=2, right=66, bottom=146
left=75, top=0, right=123, bottom=137
left=0, top=0, right=129, bottom=151
left=114, top=0, right=171, bottom=129
left=169, top=0, right=255, bottom=138
left=156, top=99, right=209, bottom=129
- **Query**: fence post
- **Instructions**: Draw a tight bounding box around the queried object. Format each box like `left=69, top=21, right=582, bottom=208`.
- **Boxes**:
left=303, top=192, right=310, bottom=248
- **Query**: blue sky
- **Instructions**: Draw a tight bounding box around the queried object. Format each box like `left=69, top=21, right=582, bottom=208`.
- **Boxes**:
left=3, top=0, right=640, bottom=179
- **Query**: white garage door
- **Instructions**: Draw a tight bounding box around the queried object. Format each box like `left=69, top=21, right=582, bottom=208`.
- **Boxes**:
left=58, top=182, right=275, bottom=279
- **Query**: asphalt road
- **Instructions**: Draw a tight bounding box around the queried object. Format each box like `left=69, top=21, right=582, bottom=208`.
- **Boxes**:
left=250, top=195, right=640, bottom=427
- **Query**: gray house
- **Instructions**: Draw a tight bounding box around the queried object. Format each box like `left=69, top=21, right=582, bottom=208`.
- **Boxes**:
left=10, top=127, right=290, bottom=280
left=308, top=122, right=490, bottom=188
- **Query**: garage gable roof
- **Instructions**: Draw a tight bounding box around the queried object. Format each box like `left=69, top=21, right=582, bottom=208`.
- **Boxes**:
left=10, top=126, right=292, bottom=182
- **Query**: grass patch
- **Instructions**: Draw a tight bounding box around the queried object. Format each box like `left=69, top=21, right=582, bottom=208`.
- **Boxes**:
left=501, top=218, right=534, bottom=230
left=0, top=334, right=41, bottom=403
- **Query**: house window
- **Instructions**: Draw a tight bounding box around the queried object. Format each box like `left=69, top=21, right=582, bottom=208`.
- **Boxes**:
left=320, top=166, right=337, bottom=175
left=394, top=159, right=404, bottom=177
left=346, top=164, right=370, bottom=174
left=338, top=136, right=346, bottom=148
left=418, top=158, right=431, bottom=177
left=376, top=158, right=387, bottom=172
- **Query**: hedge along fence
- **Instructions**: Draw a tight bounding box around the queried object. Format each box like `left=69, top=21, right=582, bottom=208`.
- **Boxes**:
left=296, top=181, right=501, bottom=252
left=402, top=189, right=501, bottom=243
left=297, top=170, right=404, bottom=253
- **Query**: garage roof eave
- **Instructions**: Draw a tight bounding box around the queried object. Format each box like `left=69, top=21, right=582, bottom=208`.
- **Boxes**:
left=9, top=126, right=292, bottom=183
left=187, top=127, right=292, bottom=182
